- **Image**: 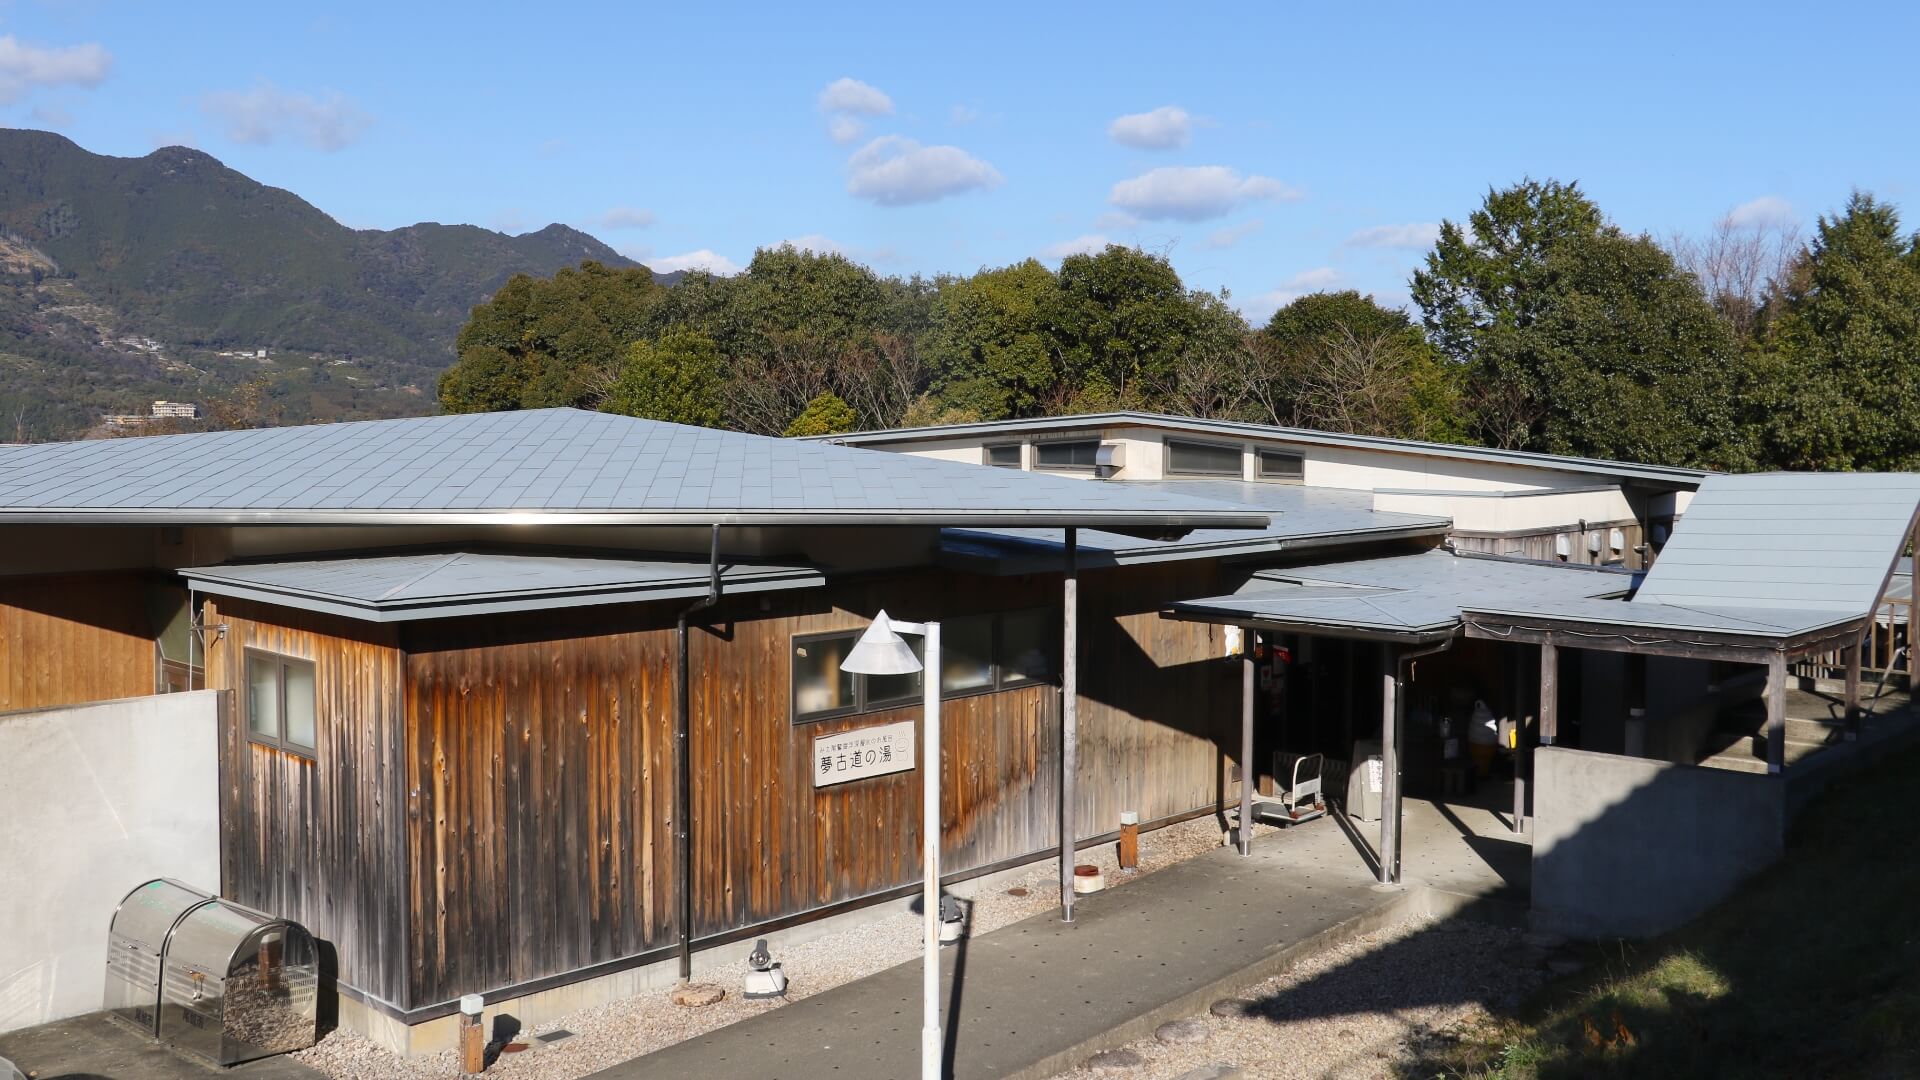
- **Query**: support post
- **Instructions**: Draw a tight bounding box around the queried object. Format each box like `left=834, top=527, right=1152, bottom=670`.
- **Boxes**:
left=1510, top=646, right=1529, bottom=835
left=458, top=995, right=486, bottom=1075
left=1844, top=640, right=1862, bottom=741
left=1539, top=642, right=1559, bottom=746
left=920, top=621, right=942, bottom=1080
left=1766, top=651, right=1788, bottom=775
left=1379, top=648, right=1400, bottom=885
left=1239, top=630, right=1255, bottom=856
left=1060, top=527, right=1078, bottom=922
left=1624, top=653, right=1648, bottom=758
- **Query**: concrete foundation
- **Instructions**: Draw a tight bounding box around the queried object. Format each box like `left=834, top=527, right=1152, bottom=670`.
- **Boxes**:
left=1531, top=745, right=1784, bottom=939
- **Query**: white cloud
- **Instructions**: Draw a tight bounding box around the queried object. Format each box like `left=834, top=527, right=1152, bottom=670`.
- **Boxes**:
left=818, top=77, right=893, bottom=116
left=774, top=234, right=900, bottom=264
left=647, top=249, right=742, bottom=276
left=1244, top=267, right=1344, bottom=320
left=1727, top=195, right=1796, bottom=228
left=950, top=104, right=980, bottom=125
left=827, top=116, right=865, bottom=145
left=1093, top=210, right=1141, bottom=231
left=201, top=81, right=372, bottom=151
left=1201, top=219, right=1264, bottom=251
left=1108, top=105, right=1191, bottom=150
left=846, top=135, right=1002, bottom=207
left=29, top=103, right=74, bottom=129
left=589, top=206, right=656, bottom=230
left=1109, top=166, right=1301, bottom=222
left=1040, top=234, right=1109, bottom=260
left=1346, top=222, right=1440, bottom=250
left=0, top=35, right=111, bottom=105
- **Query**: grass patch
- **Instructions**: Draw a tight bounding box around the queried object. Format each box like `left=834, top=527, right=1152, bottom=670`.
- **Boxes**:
left=1408, top=737, right=1920, bottom=1079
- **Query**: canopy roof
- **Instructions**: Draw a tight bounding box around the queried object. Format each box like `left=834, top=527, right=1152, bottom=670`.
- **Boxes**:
left=0, top=409, right=1268, bottom=531
left=942, top=480, right=1448, bottom=574
left=180, top=549, right=824, bottom=622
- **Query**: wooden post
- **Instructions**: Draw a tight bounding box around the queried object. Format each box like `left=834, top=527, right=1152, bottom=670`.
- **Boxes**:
left=1239, top=633, right=1255, bottom=856
left=459, top=996, right=486, bottom=1075
left=1060, top=528, right=1078, bottom=922
left=1379, top=649, right=1400, bottom=885
left=1539, top=642, right=1559, bottom=746
left=1624, top=653, right=1647, bottom=758
left=1118, top=811, right=1139, bottom=869
left=1766, top=651, right=1788, bottom=775
left=1844, top=640, right=1862, bottom=741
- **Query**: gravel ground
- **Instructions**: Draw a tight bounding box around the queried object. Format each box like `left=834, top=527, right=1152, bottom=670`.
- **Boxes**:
left=296, top=813, right=1257, bottom=1080
left=1050, top=916, right=1552, bottom=1080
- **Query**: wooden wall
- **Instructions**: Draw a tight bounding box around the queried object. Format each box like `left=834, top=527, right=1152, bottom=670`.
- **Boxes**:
left=205, top=598, right=410, bottom=1008
left=389, top=564, right=1236, bottom=1006
left=0, top=572, right=156, bottom=712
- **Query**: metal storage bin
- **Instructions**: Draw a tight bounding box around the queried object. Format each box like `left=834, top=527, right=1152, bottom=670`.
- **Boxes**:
left=158, top=899, right=319, bottom=1066
left=105, top=879, right=215, bottom=1036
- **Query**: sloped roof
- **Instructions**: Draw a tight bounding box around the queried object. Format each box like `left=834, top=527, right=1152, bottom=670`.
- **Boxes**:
left=0, top=409, right=1266, bottom=530
left=1631, top=472, right=1920, bottom=613
left=943, top=480, right=1449, bottom=573
left=181, top=550, right=824, bottom=622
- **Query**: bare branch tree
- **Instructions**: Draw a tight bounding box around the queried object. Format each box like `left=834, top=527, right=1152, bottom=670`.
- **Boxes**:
left=1294, top=328, right=1419, bottom=437
left=720, top=330, right=838, bottom=435
left=1670, top=214, right=1802, bottom=339
left=834, top=332, right=926, bottom=430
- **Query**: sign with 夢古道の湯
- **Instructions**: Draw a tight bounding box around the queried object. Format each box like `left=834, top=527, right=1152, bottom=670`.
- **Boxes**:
left=813, top=721, right=916, bottom=787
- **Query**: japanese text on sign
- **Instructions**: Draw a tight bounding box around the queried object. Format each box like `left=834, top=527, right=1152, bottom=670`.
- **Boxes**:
left=812, top=720, right=916, bottom=787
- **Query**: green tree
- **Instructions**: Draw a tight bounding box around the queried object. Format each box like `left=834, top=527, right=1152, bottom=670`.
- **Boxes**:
left=1753, top=193, right=1920, bottom=470
left=783, top=391, right=860, bottom=437
left=1411, top=179, right=1748, bottom=467
left=1252, top=291, right=1466, bottom=443
left=602, top=330, right=725, bottom=427
left=1055, top=245, right=1197, bottom=408
left=438, top=261, right=663, bottom=413
left=923, top=259, right=1066, bottom=419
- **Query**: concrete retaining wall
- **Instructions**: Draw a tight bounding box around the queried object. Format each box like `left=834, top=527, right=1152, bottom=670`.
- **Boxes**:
left=0, top=691, right=222, bottom=1034
left=1531, top=745, right=1784, bottom=939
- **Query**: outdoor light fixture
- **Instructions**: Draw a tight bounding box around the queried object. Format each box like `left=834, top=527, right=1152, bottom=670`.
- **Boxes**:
left=743, top=938, right=787, bottom=999
left=839, top=609, right=943, bottom=1080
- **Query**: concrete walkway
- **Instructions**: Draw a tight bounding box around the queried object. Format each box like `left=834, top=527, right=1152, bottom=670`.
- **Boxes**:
left=0, top=1011, right=321, bottom=1080
left=589, top=796, right=1527, bottom=1080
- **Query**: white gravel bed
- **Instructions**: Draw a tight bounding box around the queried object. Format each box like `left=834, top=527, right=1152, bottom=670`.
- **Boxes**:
left=1050, top=915, right=1546, bottom=1080
left=296, top=812, right=1257, bottom=1080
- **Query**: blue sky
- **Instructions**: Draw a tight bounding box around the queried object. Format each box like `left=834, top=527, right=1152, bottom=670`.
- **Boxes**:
left=2, top=1, right=1915, bottom=322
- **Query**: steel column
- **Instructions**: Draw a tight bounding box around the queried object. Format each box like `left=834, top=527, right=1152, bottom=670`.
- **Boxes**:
left=1239, top=631, right=1255, bottom=856
left=1379, top=648, right=1400, bottom=885
left=1539, top=642, right=1559, bottom=746
left=1059, top=527, right=1078, bottom=921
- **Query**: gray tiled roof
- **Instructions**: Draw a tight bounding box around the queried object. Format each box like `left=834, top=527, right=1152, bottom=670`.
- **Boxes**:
left=943, top=480, right=1449, bottom=573
left=1166, top=550, right=1636, bottom=640
left=1633, top=473, right=1920, bottom=613
left=181, top=550, right=824, bottom=622
left=0, top=409, right=1266, bottom=530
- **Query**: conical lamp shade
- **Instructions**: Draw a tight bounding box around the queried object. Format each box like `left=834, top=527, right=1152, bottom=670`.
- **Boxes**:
left=841, top=610, right=924, bottom=675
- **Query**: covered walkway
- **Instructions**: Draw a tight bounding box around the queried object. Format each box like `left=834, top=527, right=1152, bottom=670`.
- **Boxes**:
left=586, top=797, right=1524, bottom=1080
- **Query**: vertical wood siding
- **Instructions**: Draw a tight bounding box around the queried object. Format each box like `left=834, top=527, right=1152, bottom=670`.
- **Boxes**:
left=206, top=598, right=410, bottom=1007
left=0, top=572, right=156, bottom=710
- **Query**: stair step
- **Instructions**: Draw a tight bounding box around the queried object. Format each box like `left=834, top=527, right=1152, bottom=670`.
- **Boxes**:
left=1700, top=752, right=1771, bottom=774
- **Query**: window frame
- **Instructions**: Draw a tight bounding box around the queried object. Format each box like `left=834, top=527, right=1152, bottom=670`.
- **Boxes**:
left=1255, top=448, right=1306, bottom=483
left=243, top=648, right=317, bottom=758
left=1164, top=438, right=1245, bottom=478
left=790, top=609, right=1058, bottom=724
left=1031, top=439, right=1101, bottom=472
left=983, top=443, right=1024, bottom=469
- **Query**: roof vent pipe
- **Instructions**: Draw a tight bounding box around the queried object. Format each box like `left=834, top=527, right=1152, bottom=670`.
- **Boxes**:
left=1094, top=442, right=1125, bottom=479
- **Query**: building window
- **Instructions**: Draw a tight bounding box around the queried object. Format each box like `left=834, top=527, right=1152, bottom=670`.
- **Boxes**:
left=1033, top=440, right=1099, bottom=471
left=1166, top=439, right=1243, bottom=477
left=792, top=610, right=1057, bottom=724
left=245, top=651, right=316, bottom=756
left=1256, top=449, right=1305, bottom=482
left=985, top=443, right=1023, bottom=469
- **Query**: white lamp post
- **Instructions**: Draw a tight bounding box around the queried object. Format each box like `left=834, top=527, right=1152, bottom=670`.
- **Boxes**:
left=841, top=610, right=942, bottom=1080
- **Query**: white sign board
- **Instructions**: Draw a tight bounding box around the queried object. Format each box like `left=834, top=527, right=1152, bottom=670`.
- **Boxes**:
left=813, top=720, right=916, bottom=787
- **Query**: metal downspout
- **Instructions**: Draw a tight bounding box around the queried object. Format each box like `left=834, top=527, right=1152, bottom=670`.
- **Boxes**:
left=675, top=525, right=722, bottom=982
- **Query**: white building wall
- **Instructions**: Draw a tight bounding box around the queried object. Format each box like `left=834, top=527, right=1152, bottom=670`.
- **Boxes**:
left=0, top=691, right=223, bottom=1034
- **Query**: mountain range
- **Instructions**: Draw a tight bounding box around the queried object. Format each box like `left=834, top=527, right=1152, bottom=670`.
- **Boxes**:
left=0, top=128, right=655, bottom=439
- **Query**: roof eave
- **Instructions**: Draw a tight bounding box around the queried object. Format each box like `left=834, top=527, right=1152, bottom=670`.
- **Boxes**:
left=0, top=507, right=1270, bottom=530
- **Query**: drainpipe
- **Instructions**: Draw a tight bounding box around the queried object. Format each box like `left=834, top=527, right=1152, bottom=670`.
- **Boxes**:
left=675, top=525, right=722, bottom=982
